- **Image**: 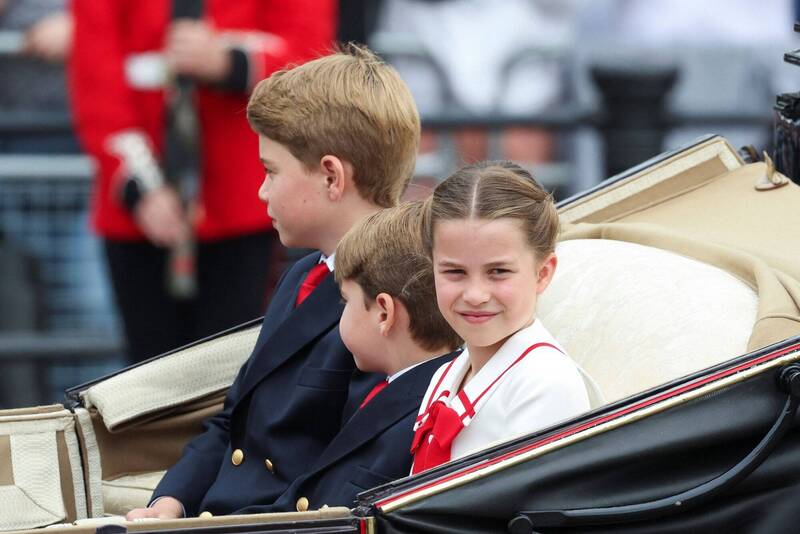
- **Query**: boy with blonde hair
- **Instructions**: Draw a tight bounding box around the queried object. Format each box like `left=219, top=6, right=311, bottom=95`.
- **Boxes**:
left=128, top=45, right=420, bottom=519
left=236, top=201, right=462, bottom=513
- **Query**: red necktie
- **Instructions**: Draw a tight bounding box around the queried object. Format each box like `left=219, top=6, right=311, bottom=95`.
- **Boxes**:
left=410, top=399, right=464, bottom=474
left=359, top=380, right=389, bottom=409
left=295, top=262, right=330, bottom=307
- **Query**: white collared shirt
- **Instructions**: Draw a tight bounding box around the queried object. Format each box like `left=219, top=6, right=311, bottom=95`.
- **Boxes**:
left=414, top=319, right=592, bottom=462
left=320, top=252, right=336, bottom=272
left=387, top=359, right=431, bottom=384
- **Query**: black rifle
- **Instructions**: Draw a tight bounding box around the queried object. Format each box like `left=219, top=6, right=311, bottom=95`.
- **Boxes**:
left=163, top=0, right=203, bottom=298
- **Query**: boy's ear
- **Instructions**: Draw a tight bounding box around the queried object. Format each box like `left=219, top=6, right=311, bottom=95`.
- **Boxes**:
left=375, top=292, right=396, bottom=336
left=535, top=253, right=558, bottom=295
left=319, top=155, right=353, bottom=202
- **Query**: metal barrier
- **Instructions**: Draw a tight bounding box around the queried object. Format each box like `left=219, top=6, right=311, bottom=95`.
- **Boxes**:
left=0, top=155, right=124, bottom=407
left=0, top=155, right=118, bottom=332
left=375, top=39, right=774, bottom=179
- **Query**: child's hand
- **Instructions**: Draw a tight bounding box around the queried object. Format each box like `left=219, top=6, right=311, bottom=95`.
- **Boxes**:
left=126, top=496, right=184, bottom=520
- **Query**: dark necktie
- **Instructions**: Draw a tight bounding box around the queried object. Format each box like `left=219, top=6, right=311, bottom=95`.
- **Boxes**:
left=295, top=263, right=330, bottom=307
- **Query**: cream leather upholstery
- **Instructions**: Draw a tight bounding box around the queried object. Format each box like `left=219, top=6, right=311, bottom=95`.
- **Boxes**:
left=101, top=471, right=165, bottom=516
left=538, top=239, right=758, bottom=404
left=82, top=325, right=260, bottom=432
left=0, top=406, right=87, bottom=531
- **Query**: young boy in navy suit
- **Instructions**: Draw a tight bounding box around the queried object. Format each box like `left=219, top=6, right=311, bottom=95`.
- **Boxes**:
left=236, top=201, right=462, bottom=514
left=127, top=45, right=421, bottom=519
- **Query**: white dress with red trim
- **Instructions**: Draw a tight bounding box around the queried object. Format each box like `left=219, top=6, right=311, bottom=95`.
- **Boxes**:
left=410, top=319, right=592, bottom=474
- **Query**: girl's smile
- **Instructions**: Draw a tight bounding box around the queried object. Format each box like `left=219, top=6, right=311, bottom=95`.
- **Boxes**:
left=457, top=310, right=499, bottom=324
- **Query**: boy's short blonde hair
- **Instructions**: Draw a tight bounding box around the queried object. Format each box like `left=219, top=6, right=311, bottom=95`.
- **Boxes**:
left=247, top=45, right=420, bottom=208
left=336, top=202, right=462, bottom=352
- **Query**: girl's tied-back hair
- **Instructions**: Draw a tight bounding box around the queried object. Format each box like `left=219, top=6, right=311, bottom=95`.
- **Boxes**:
left=424, top=160, right=559, bottom=259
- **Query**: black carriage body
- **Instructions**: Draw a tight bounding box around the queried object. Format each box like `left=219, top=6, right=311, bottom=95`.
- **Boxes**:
left=356, top=339, right=800, bottom=533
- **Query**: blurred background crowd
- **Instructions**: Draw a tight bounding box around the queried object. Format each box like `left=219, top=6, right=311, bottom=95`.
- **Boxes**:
left=0, top=0, right=798, bottom=408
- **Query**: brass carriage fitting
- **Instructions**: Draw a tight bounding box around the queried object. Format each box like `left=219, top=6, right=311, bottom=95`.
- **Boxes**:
left=754, top=152, right=790, bottom=191
left=777, top=364, right=800, bottom=397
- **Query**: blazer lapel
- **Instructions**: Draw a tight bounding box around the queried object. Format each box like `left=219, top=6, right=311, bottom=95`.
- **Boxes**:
left=310, top=387, right=419, bottom=475
left=254, top=255, right=317, bottom=351
left=308, top=355, right=451, bottom=475
left=233, top=274, right=343, bottom=408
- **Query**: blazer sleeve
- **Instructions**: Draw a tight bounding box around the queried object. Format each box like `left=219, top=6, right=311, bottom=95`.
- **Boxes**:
left=149, top=258, right=301, bottom=515
left=150, top=359, right=248, bottom=516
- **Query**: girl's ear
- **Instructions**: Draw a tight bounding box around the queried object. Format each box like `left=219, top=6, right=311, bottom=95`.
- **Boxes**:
left=319, top=155, right=352, bottom=201
left=375, top=292, right=396, bottom=336
left=535, top=252, right=558, bottom=295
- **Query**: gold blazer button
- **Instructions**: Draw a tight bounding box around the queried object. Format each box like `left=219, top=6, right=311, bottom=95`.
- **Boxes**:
left=296, top=496, right=310, bottom=512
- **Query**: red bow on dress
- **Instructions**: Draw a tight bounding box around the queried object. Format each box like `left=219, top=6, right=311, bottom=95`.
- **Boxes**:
left=410, top=399, right=465, bottom=474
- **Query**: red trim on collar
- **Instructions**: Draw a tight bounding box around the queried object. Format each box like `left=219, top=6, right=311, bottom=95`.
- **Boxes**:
left=424, top=357, right=459, bottom=412
left=472, top=342, right=560, bottom=407
left=457, top=390, right=475, bottom=419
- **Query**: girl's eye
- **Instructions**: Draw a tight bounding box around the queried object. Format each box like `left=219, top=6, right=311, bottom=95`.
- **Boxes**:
left=442, top=269, right=465, bottom=276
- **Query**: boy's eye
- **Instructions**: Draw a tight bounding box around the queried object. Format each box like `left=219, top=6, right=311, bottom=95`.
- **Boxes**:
left=489, top=268, right=510, bottom=276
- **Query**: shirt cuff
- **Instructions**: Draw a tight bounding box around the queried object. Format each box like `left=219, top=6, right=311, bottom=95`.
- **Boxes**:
left=215, top=47, right=250, bottom=93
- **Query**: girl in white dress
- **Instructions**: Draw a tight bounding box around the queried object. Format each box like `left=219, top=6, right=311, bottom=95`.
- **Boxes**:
left=411, top=161, right=592, bottom=474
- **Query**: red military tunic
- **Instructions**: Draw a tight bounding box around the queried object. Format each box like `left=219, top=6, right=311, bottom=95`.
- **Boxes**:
left=69, top=0, right=335, bottom=241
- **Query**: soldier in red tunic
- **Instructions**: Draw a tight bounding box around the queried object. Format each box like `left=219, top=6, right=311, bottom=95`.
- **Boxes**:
left=69, top=0, right=336, bottom=362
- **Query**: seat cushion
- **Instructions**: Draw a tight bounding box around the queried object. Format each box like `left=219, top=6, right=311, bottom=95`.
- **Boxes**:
left=101, top=471, right=165, bottom=517
left=538, top=239, right=758, bottom=403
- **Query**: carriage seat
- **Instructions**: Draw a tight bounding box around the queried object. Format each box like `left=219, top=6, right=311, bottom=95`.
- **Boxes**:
left=537, top=239, right=758, bottom=404
left=98, top=239, right=759, bottom=516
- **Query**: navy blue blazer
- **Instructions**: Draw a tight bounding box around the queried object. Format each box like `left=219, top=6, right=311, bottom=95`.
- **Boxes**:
left=234, top=351, right=459, bottom=514
left=152, top=252, right=381, bottom=516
